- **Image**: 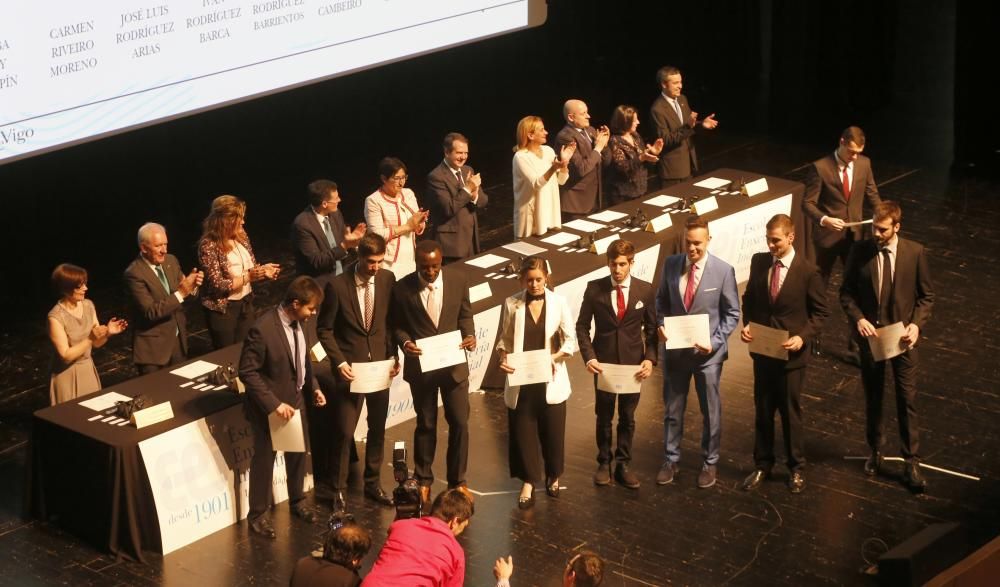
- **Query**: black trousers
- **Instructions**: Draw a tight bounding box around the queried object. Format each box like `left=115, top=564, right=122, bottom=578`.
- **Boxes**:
left=752, top=359, right=806, bottom=471
left=136, top=333, right=186, bottom=375
left=508, top=385, right=566, bottom=484
left=410, top=372, right=470, bottom=487
left=326, top=382, right=390, bottom=490
left=860, top=344, right=921, bottom=460
left=205, top=297, right=254, bottom=350
left=815, top=233, right=856, bottom=286
left=248, top=403, right=307, bottom=521
left=594, top=387, right=640, bottom=465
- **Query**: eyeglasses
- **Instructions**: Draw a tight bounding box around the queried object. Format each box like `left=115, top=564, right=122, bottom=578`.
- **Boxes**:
left=389, top=175, right=408, bottom=183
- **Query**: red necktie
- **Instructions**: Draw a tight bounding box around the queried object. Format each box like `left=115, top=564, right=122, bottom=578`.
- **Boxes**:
left=683, top=263, right=698, bottom=311
left=769, top=259, right=783, bottom=304
left=616, top=285, right=626, bottom=322
left=841, top=166, right=851, bottom=201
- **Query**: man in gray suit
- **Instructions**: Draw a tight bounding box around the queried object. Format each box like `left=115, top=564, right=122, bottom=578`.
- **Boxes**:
left=425, top=133, right=489, bottom=263
left=124, top=222, right=203, bottom=374
left=557, top=99, right=610, bottom=221
left=649, top=66, right=719, bottom=187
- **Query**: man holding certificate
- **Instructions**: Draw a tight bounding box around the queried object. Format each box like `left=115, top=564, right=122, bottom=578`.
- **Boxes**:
left=840, top=201, right=934, bottom=492
left=739, top=215, right=829, bottom=494
left=576, top=239, right=657, bottom=489
left=390, top=241, right=477, bottom=507
left=655, top=216, right=740, bottom=489
left=239, top=276, right=326, bottom=539
left=317, top=233, right=400, bottom=512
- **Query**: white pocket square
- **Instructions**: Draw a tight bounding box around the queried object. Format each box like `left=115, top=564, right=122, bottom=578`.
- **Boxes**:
left=635, top=301, right=644, bottom=309
left=704, top=287, right=718, bottom=292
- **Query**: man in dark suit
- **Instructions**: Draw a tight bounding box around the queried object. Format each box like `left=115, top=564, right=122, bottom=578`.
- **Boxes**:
left=556, top=99, right=610, bottom=221
left=649, top=65, right=718, bottom=187
left=239, top=276, right=325, bottom=539
left=840, top=201, right=934, bottom=492
left=803, top=126, right=882, bottom=284
left=576, top=239, right=658, bottom=489
left=655, top=216, right=740, bottom=489
left=390, top=240, right=477, bottom=507
left=739, top=215, right=829, bottom=494
left=425, top=133, right=489, bottom=263
left=124, top=222, right=203, bottom=374
left=292, top=179, right=366, bottom=289
left=317, top=233, right=399, bottom=511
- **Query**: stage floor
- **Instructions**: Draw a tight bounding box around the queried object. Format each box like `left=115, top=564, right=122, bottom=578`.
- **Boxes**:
left=1, top=136, right=999, bottom=586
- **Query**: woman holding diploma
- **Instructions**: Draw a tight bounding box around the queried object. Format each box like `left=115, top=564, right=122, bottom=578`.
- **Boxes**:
left=497, top=257, right=577, bottom=509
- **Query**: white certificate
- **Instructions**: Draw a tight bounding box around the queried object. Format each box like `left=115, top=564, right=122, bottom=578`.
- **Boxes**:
left=843, top=219, right=874, bottom=228
left=502, top=241, right=547, bottom=256
left=748, top=322, right=790, bottom=361
left=468, top=282, right=492, bottom=303
left=465, top=253, right=510, bottom=269
left=268, top=409, right=306, bottom=452
left=505, top=349, right=552, bottom=387
left=644, top=194, right=682, bottom=207
left=596, top=363, right=643, bottom=394
left=867, top=322, right=909, bottom=362
left=79, top=391, right=132, bottom=412
left=588, top=210, right=628, bottom=223
left=349, top=359, right=395, bottom=393
left=416, top=330, right=467, bottom=372
left=540, top=231, right=581, bottom=246
left=663, top=314, right=711, bottom=350
left=169, top=360, right=220, bottom=379
left=693, top=177, right=731, bottom=189
left=563, top=218, right=606, bottom=233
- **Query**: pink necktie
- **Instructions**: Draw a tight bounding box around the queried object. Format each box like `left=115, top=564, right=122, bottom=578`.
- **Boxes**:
left=426, top=283, right=439, bottom=328
left=683, top=263, right=698, bottom=311
left=769, top=259, right=783, bottom=304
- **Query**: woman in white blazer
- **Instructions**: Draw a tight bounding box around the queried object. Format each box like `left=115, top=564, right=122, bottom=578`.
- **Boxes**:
left=364, top=157, right=429, bottom=278
left=497, top=256, right=577, bottom=509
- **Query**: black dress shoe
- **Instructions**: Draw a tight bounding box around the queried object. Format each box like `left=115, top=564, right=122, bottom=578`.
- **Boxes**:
left=331, top=491, right=347, bottom=514
left=292, top=502, right=317, bottom=523
left=740, top=469, right=769, bottom=491
left=863, top=451, right=882, bottom=476
left=249, top=516, right=276, bottom=539
left=546, top=478, right=560, bottom=498
left=364, top=485, right=395, bottom=506
left=614, top=464, right=640, bottom=489
left=517, top=485, right=535, bottom=510
left=904, top=461, right=927, bottom=493
left=788, top=470, right=805, bottom=494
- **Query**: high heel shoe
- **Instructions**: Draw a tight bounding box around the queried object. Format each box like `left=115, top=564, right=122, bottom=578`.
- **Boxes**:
left=517, top=484, right=535, bottom=510
left=546, top=477, right=560, bottom=498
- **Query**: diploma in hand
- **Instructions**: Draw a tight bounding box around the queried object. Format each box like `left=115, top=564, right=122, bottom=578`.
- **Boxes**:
left=663, top=314, right=711, bottom=350
left=416, top=330, right=467, bottom=372
left=505, top=349, right=552, bottom=387
left=268, top=409, right=305, bottom=452
left=866, top=322, right=908, bottom=362
left=349, top=359, right=395, bottom=393
left=596, top=363, right=643, bottom=394
left=748, top=322, right=790, bottom=360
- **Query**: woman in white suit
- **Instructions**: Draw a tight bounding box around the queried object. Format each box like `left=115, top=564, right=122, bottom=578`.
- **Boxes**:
left=497, top=256, right=577, bottom=509
left=511, top=116, right=574, bottom=238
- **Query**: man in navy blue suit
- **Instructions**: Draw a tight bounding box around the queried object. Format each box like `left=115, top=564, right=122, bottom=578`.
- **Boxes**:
left=655, top=216, right=740, bottom=489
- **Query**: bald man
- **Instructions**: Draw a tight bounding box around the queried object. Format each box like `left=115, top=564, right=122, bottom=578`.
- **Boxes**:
left=557, top=99, right=611, bottom=222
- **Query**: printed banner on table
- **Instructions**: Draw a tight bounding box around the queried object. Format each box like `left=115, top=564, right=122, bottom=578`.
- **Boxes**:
left=707, top=194, right=793, bottom=283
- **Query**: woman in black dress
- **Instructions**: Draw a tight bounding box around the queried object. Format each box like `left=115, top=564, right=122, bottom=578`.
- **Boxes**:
left=604, top=105, right=664, bottom=205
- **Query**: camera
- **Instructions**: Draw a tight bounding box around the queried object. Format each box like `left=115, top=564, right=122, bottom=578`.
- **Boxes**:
left=392, top=441, right=422, bottom=520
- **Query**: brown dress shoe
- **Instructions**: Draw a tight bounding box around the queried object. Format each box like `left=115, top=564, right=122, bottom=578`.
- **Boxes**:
left=249, top=515, right=276, bottom=540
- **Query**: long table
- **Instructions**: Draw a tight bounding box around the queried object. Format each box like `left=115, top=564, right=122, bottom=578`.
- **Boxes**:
left=29, top=168, right=804, bottom=561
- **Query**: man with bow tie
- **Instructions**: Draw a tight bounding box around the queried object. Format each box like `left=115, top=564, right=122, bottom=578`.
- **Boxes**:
left=576, top=239, right=658, bottom=489
left=425, top=133, right=489, bottom=263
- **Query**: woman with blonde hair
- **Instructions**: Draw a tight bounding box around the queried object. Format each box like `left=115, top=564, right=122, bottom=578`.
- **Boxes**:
left=511, top=116, right=575, bottom=238
left=497, top=256, right=577, bottom=508
left=198, top=195, right=280, bottom=349
left=47, top=263, right=127, bottom=405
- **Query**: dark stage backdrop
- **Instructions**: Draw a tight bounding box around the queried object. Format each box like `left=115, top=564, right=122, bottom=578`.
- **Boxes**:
left=0, top=0, right=967, bottom=330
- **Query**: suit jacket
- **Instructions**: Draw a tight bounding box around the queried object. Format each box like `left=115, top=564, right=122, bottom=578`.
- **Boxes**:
left=650, top=93, right=697, bottom=180
left=802, top=153, right=881, bottom=248
left=655, top=252, right=741, bottom=367
left=496, top=289, right=577, bottom=409
left=390, top=270, right=475, bottom=385
left=123, top=254, right=189, bottom=366
left=291, top=206, right=351, bottom=290
left=840, top=237, right=934, bottom=335
left=576, top=276, right=658, bottom=366
left=317, top=268, right=397, bottom=370
left=239, top=307, right=319, bottom=418
left=742, top=252, right=829, bottom=370
left=425, top=162, right=489, bottom=259
left=556, top=125, right=609, bottom=214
